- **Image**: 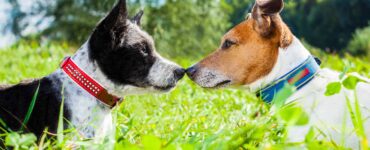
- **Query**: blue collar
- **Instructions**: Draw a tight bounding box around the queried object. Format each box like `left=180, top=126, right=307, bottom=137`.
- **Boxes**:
left=257, top=56, right=321, bottom=103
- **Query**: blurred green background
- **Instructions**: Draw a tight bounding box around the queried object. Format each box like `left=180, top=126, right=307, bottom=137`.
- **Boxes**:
left=3, top=0, right=370, bottom=59
left=1, top=0, right=370, bottom=149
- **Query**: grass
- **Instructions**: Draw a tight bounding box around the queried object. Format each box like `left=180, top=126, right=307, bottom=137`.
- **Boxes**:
left=0, top=40, right=370, bottom=149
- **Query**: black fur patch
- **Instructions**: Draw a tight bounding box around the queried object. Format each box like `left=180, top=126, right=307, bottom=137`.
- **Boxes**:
left=89, top=0, right=156, bottom=87
left=0, top=77, right=70, bottom=139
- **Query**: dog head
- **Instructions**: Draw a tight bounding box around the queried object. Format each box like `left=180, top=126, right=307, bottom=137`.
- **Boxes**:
left=88, top=0, right=185, bottom=95
left=186, top=0, right=293, bottom=89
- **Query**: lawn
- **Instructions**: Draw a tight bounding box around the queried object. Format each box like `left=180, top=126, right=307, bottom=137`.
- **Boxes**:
left=1, top=40, right=370, bottom=149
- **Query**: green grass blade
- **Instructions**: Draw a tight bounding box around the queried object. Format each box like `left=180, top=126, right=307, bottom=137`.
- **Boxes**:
left=346, top=91, right=368, bottom=149
left=353, top=91, right=368, bottom=149
left=345, top=96, right=358, bottom=134
left=57, top=84, right=65, bottom=145
left=21, top=81, right=40, bottom=131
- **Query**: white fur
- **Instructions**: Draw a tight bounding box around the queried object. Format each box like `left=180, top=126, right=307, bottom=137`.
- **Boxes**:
left=246, top=37, right=311, bottom=92
left=125, top=22, right=155, bottom=47
left=50, top=44, right=116, bottom=142
left=251, top=37, right=370, bottom=148
left=187, top=35, right=370, bottom=147
left=70, top=43, right=152, bottom=97
left=148, top=54, right=183, bottom=88
left=50, top=32, right=180, bottom=143
left=125, top=21, right=183, bottom=90
left=189, top=68, right=231, bottom=88
left=192, top=37, right=311, bottom=89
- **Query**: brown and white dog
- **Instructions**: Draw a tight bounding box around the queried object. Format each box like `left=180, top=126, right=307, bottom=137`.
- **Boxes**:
left=187, top=0, right=370, bottom=148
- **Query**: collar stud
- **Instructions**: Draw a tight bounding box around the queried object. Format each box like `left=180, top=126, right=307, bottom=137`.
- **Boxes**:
left=61, top=57, right=122, bottom=108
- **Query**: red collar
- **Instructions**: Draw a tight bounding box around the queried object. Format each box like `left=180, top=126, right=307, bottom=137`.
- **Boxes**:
left=61, top=57, right=122, bottom=108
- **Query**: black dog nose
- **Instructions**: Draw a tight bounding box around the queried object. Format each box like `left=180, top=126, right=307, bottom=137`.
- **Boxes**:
left=186, top=66, right=198, bottom=78
left=174, top=68, right=186, bottom=80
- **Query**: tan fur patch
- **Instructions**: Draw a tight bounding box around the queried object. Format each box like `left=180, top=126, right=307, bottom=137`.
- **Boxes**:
left=198, top=15, right=292, bottom=85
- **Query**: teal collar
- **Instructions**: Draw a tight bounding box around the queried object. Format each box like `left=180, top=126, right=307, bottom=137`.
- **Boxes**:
left=257, top=56, right=321, bottom=103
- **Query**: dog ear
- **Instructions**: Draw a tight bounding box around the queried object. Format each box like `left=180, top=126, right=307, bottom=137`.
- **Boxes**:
left=96, top=0, right=128, bottom=31
left=251, top=0, right=292, bottom=48
left=251, top=0, right=284, bottom=36
left=89, top=0, right=128, bottom=53
left=132, top=10, right=144, bottom=26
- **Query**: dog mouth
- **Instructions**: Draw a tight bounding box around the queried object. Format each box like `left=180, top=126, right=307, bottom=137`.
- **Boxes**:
left=204, top=80, right=232, bottom=89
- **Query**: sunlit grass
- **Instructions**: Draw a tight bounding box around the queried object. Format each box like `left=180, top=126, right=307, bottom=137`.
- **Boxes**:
left=0, top=40, right=73, bottom=84
left=0, top=41, right=369, bottom=149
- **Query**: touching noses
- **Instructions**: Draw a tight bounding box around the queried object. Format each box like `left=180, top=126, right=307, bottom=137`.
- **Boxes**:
left=185, top=65, right=198, bottom=79
left=174, top=68, right=186, bottom=80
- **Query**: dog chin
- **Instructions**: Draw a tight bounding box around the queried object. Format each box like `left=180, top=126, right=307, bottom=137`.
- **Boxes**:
left=194, top=80, right=232, bottom=89
left=188, top=68, right=233, bottom=89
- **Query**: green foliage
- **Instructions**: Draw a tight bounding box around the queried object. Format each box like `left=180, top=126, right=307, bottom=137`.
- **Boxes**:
left=5, top=0, right=230, bottom=58
left=277, top=104, right=309, bottom=126
left=0, top=41, right=283, bottom=149
left=0, top=40, right=72, bottom=84
left=325, top=82, right=342, bottom=96
left=2, top=40, right=370, bottom=149
left=6, top=0, right=370, bottom=53
left=343, top=75, right=363, bottom=90
left=272, top=84, right=295, bottom=109
left=283, top=0, right=370, bottom=51
left=307, top=43, right=370, bottom=78
left=114, top=76, right=281, bottom=149
left=347, top=26, right=370, bottom=58
left=21, top=81, right=40, bottom=131
left=143, top=0, right=230, bottom=58
left=221, top=0, right=253, bottom=26
left=5, top=133, right=37, bottom=150
left=2, top=0, right=370, bottom=146
left=346, top=94, right=368, bottom=148
left=57, top=87, right=65, bottom=145
left=325, top=75, right=367, bottom=96
left=36, top=0, right=118, bottom=42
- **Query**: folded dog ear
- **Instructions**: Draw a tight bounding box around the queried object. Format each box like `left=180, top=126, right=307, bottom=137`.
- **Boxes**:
left=132, top=10, right=144, bottom=26
left=252, top=0, right=284, bottom=36
left=256, top=0, right=284, bottom=15
left=251, top=0, right=292, bottom=48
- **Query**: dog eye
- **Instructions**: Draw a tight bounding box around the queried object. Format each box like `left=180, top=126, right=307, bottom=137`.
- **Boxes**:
left=222, top=40, right=236, bottom=49
left=141, top=45, right=151, bottom=56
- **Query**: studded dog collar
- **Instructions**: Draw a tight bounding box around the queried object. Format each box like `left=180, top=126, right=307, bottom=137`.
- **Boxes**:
left=61, top=57, right=122, bottom=108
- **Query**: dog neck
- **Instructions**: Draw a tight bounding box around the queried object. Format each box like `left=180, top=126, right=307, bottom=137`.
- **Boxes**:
left=248, top=37, right=312, bottom=92
left=71, top=43, right=122, bottom=96
left=48, top=43, right=117, bottom=139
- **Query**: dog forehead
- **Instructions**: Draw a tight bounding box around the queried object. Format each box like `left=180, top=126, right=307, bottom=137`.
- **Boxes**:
left=125, top=21, right=154, bottom=46
left=224, top=20, right=253, bottom=41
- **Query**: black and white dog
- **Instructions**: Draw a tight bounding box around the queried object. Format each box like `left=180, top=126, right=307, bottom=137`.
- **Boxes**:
left=0, top=0, right=185, bottom=140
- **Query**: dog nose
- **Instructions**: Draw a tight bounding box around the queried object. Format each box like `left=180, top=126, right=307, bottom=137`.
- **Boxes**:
left=186, top=66, right=198, bottom=78
left=174, top=68, right=186, bottom=80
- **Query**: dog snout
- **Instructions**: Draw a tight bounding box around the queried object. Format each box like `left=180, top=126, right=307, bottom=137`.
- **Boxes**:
left=174, top=68, right=186, bottom=80
left=186, top=65, right=198, bottom=78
